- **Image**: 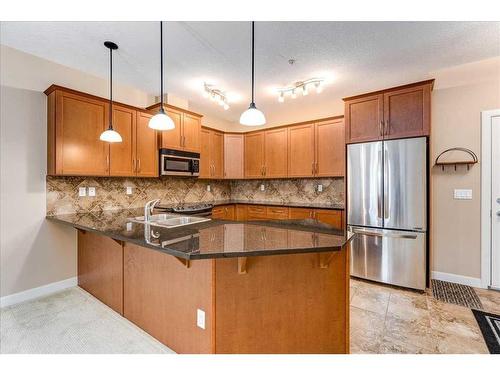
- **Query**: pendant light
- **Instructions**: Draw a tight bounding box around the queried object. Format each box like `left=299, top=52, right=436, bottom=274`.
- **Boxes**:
left=149, top=21, right=175, bottom=131
left=100, top=41, right=123, bottom=143
left=240, top=21, right=266, bottom=126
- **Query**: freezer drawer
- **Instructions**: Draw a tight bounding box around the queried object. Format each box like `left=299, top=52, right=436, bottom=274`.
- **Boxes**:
left=349, top=226, right=426, bottom=290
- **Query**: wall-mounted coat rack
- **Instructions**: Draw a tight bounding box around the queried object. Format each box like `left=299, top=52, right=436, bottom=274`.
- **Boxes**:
left=434, top=147, right=478, bottom=171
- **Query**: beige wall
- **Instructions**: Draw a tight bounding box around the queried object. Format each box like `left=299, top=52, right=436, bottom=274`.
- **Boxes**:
left=0, top=86, right=77, bottom=297
left=430, top=57, right=500, bottom=280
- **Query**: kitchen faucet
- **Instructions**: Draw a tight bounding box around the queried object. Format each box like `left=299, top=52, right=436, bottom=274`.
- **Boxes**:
left=144, top=199, right=161, bottom=222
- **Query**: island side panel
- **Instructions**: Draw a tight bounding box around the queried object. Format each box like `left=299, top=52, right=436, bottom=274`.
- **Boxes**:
left=123, top=243, right=214, bottom=354
left=78, top=230, right=123, bottom=315
left=214, top=248, right=349, bottom=354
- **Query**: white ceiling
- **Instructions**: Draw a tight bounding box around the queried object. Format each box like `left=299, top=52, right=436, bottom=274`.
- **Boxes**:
left=1, top=21, right=499, bottom=126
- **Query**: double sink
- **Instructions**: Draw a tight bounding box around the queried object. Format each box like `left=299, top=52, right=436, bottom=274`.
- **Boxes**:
left=129, top=213, right=211, bottom=229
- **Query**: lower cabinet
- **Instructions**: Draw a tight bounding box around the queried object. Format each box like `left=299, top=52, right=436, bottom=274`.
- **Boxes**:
left=77, top=230, right=123, bottom=314
left=211, top=205, right=235, bottom=220
left=289, top=207, right=343, bottom=229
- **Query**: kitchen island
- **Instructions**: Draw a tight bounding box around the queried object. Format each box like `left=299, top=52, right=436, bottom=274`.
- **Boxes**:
left=48, top=209, right=353, bottom=354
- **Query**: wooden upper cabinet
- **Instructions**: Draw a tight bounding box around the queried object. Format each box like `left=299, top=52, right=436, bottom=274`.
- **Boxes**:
left=52, top=90, right=109, bottom=176
left=109, top=105, right=136, bottom=176
left=315, top=119, right=345, bottom=177
left=224, top=134, right=244, bottom=179
left=344, top=94, right=383, bottom=144
left=136, top=112, right=158, bottom=177
left=244, top=132, right=265, bottom=178
left=160, top=108, right=183, bottom=150
left=383, top=84, right=431, bottom=139
left=264, top=128, right=288, bottom=178
left=210, top=131, right=224, bottom=179
left=200, top=128, right=211, bottom=178
left=182, top=113, right=202, bottom=153
left=288, top=123, right=315, bottom=177
left=344, top=80, right=433, bottom=143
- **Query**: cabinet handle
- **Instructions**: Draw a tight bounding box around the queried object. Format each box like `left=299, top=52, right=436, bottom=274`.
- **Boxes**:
left=379, top=121, right=383, bottom=137
left=312, top=162, right=315, bottom=175
left=133, top=159, right=136, bottom=173
left=264, top=165, right=266, bottom=176
left=137, top=158, right=141, bottom=173
left=385, top=120, right=390, bottom=136
left=213, top=164, right=216, bottom=176
left=106, top=155, right=110, bottom=172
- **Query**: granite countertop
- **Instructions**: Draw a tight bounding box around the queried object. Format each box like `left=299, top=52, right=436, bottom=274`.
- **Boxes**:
left=157, top=200, right=344, bottom=210
left=47, top=208, right=353, bottom=260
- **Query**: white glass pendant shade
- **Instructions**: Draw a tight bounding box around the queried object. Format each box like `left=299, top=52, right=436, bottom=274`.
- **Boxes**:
left=100, top=128, right=123, bottom=142
left=239, top=103, right=266, bottom=126
left=148, top=110, right=175, bottom=130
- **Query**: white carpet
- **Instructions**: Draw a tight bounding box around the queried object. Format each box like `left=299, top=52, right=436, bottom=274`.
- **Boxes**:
left=0, top=287, right=174, bottom=354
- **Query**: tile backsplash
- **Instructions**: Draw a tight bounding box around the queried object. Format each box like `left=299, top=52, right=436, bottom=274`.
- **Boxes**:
left=46, top=176, right=344, bottom=215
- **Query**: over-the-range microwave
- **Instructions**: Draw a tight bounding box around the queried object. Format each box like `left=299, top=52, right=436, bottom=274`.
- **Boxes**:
left=160, top=149, right=200, bottom=177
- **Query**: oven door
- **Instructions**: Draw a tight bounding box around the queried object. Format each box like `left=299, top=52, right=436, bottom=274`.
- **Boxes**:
left=161, top=155, right=195, bottom=176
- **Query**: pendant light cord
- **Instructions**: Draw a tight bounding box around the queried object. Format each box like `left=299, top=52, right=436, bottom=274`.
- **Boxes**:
left=109, top=45, right=113, bottom=130
left=160, top=21, right=164, bottom=113
left=251, top=21, right=255, bottom=105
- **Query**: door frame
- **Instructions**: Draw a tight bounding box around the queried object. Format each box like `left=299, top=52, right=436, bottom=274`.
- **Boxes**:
left=480, top=109, right=500, bottom=289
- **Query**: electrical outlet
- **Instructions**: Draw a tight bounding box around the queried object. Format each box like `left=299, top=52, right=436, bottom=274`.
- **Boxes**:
left=78, top=187, right=86, bottom=197
left=454, top=189, right=472, bottom=200
left=88, top=187, right=96, bottom=197
left=260, top=184, right=265, bottom=191
left=197, top=309, right=205, bottom=329
left=207, top=184, right=211, bottom=192
left=126, top=186, right=133, bottom=195
left=126, top=222, right=133, bottom=231
left=317, top=184, right=323, bottom=192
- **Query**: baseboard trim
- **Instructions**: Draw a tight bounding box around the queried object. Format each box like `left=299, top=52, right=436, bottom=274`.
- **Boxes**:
left=431, top=271, right=482, bottom=288
left=0, top=277, right=77, bottom=308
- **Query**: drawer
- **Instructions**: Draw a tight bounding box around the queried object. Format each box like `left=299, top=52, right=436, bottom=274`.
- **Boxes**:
left=314, top=209, right=343, bottom=229
left=246, top=205, right=267, bottom=220
left=266, top=206, right=289, bottom=220
left=288, top=207, right=314, bottom=220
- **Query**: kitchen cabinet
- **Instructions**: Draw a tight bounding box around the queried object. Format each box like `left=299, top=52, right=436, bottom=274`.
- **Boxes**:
left=245, top=205, right=267, bottom=220
left=289, top=207, right=343, bottom=229
left=201, top=128, right=224, bottom=179
left=109, top=105, right=136, bottom=176
left=266, top=206, right=289, bottom=220
left=315, top=118, right=345, bottom=177
left=244, top=132, right=265, bottom=178
left=135, top=111, right=159, bottom=177
left=47, top=88, right=109, bottom=176
left=212, top=205, right=235, bottom=220
left=224, top=134, right=244, bottom=179
left=264, top=128, right=288, bottom=178
left=183, top=113, right=202, bottom=153
left=344, top=80, right=433, bottom=143
left=160, top=108, right=183, bottom=150
left=287, top=123, right=315, bottom=177
left=289, top=207, right=314, bottom=220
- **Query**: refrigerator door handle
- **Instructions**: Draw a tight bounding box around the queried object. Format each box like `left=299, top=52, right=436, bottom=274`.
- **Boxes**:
left=384, top=148, right=389, bottom=219
left=378, top=149, right=383, bottom=219
left=350, top=228, right=418, bottom=240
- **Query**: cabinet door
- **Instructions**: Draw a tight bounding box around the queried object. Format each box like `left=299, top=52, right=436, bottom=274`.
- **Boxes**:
left=266, top=206, right=289, bottom=220
left=182, top=113, right=201, bottom=153
left=211, top=206, right=225, bottom=219
left=383, top=84, right=431, bottom=139
left=345, top=94, right=383, bottom=143
left=315, top=119, right=345, bottom=177
left=244, top=132, right=265, bottom=178
left=136, top=112, right=158, bottom=177
left=223, top=205, right=235, bottom=220
left=235, top=204, right=248, bottom=221
left=314, top=209, right=343, bottom=230
left=160, top=108, right=183, bottom=150
left=264, top=128, right=288, bottom=178
left=110, top=105, right=136, bottom=176
left=200, top=128, right=211, bottom=178
left=288, top=123, right=315, bottom=177
left=210, top=131, right=224, bottom=179
left=246, top=205, right=267, bottom=220
left=224, top=134, right=244, bottom=179
left=212, top=205, right=234, bottom=220
left=55, top=90, right=109, bottom=175
left=289, top=207, right=314, bottom=220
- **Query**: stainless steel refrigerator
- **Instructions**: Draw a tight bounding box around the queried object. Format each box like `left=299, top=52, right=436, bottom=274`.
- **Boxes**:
left=347, top=137, right=427, bottom=290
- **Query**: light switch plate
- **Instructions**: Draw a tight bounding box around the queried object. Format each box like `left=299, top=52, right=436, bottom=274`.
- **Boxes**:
left=454, top=189, right=472, bottom=200
left=88, top=187, right=96, bottom=197
left=126, top=186, right=133, bottom=195
left=317, top=184, right=323, bottom=192
left=260, top=184, right=265, bottom=191
left=78, top=187, right=86, bottom=197
left=197, top=309, right=205, bottom=329
left=207, top=185, right=211, bottom=192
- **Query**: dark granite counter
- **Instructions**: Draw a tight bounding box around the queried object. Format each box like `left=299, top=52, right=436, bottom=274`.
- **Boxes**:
left=157, top=200, right=344, bottom=210
left=47, top=208, right=352, bottom=260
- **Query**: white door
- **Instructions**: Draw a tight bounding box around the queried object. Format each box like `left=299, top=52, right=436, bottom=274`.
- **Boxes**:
left=492, top=115, right=500, bottom=288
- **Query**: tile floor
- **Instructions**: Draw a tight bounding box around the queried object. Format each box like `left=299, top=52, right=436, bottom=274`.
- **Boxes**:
left=350, top=278, right=500, bottom=354
left=1, top=280, right=498, bottom=354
